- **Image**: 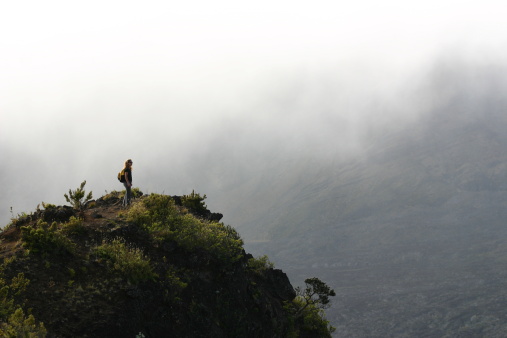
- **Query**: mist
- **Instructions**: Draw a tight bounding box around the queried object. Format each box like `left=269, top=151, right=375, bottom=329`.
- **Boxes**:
left=2, top=0, right=507, bottom=228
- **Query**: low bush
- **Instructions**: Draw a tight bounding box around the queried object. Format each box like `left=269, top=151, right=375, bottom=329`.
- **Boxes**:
left=127, top=194, right=244, bottom=264
left=0, top=261, right=46, bottom=337
left=247, top=255, right=275, bottom=274
left=169, top=214, right=243, bottom=263
left=127, top=194, right=178, bottom=228
left=60, top=217, right=87, bottom=236
left=103, top=188, right=143, bottom=201
left=94, top=238, right=155, bottom=284
left=21, top=221, right=75, bottom=256
left=41, top=202, right=57, bottom=209
left=163, top=266, right=188, bottom=301
left=7, top=211, right=31, bottom=228
left=0, top=308, right=47, bottom=337
left=181, top=190, right=208, bottom=215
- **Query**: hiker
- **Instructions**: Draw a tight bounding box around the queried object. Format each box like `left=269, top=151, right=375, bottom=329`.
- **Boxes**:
left=122, top=159, right=133, bottom=206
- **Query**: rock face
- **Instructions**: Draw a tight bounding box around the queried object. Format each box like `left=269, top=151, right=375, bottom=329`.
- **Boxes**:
left=0, top=193, right=325, bottom=338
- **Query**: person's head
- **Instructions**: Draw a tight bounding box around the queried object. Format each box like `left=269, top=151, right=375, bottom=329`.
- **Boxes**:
left=124, top=159, right=133, bottom=168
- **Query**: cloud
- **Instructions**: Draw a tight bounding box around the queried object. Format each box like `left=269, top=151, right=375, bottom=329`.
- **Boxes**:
left=2, top=0, right=507, bottom=226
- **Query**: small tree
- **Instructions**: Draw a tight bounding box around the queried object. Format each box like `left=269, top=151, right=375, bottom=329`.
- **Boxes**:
left=285, top=277, right=336, bottom=337
left=294, top=277, right=336, bottom=316
left=64, top=181, right=93, bottom=210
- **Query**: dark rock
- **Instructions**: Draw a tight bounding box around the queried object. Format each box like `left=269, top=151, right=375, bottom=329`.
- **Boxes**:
left=171, top=195, right=182, bottom=206
left=208, top=212, right=223, bottom=222
left=265, top=269, right=296, bottom=300
left=40, top=206, right=75, bottom=223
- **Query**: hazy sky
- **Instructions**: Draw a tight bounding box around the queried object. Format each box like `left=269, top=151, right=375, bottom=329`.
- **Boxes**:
left=2, top=0, right=507, bottom=226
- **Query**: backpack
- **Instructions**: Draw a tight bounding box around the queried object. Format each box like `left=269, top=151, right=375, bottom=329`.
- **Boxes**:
left=118, top=169, right=125, bottom=183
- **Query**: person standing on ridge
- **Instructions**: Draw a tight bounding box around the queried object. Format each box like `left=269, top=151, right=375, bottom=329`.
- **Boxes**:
left=123, top=159, right=133, bottom=206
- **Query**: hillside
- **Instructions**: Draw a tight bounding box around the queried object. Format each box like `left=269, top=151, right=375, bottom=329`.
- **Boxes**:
left=0, top=191, right=334, bottom=337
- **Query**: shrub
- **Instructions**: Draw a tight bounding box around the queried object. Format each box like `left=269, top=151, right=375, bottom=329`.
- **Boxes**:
left=60, top=217, right=87, bottom=236
left=163, top=266, right=188, bottom=301
left=127, top=194, right=178, bottom=229
left=7, top=211, right=31, bottom=228
left=41, top=202, right=56, bottom=209
left=127, top=194, right=244, bottom=264
left=102, top=188, right=143, bottom=203
left=64, top=181, right=93, bottom=210
left=94, top=238, right=155, bottom=284
left=0, top=308, right=47, bottom=337
left=131, top=188, right=143, bottom=199
left=21, top=221, right=75, bottom=256
left=181, top=190, right=208, bottom=215
left=247, top=255, right=275, bottom=274
left=288, top=298, right=335, bottom=337
left=0, top=261, right=46, bottom=337
left=0, top=277, right=16, bottom=320
left=169, top=215, right=244, bottom=263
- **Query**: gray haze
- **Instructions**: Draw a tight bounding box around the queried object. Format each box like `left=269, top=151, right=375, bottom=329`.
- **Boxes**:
left=2, top=1, right=507, bottom=226
left=3, top=56, right=507, bottom=228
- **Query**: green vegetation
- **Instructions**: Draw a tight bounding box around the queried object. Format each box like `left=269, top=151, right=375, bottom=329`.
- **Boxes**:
left=101, top=188, right=143, bottom=202
left=0, top=308, right=47, bottom=337
left=8, top=211, right=30, bottom=228
left=0, top=260, right=46, bottom=337
left=94, top=238, right=155, bottom=284
left=60, top=217, right=87, bottom=236
left=130, top=187, right=144, bottom=199
left=127, top=194, right=243, bottom=264
left=21, top=220, right=75, bottom=256
left=247, top=255, right=274, bottom=274
left=163, top=265, right=188, bottom=301
left=181, top=190, right=208, bottom=215
left=8, top=203, right=59, bottom=229
left=285, top=277, right=336, bottom=337
left=41, top=202, right=56, bottom=209
left=294, top=277, right=336, bottom=314
left=64, top=180, right=93, bottom=210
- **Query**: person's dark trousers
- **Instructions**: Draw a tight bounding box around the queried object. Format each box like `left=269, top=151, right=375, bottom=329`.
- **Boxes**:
left=123, top=183, right=131, bottom=206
